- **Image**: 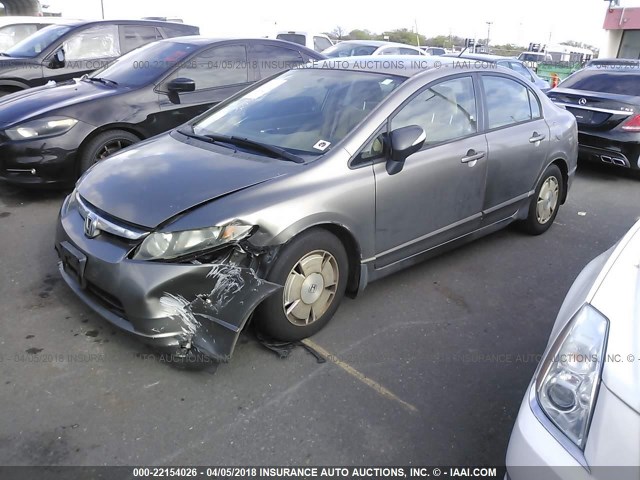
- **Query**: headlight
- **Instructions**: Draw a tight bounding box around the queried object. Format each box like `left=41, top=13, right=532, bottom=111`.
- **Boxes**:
left=535, top=304, right=609, bottom=449
left=134, top=222, right=254, bottom=261
left=5, top=117, right=78, bottom=140
left=60, top=188, right=78, bottom=216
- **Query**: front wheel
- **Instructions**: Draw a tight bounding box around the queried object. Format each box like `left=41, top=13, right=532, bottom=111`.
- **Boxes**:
left=78, top=129, right=140, bottom=175
left=255, top=229, right=348, bottom=341
left=521, top=164, right=563, bottom=235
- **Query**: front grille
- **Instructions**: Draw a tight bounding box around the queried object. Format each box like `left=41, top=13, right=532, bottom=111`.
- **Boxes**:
left=85, top=282, right=128, bottom=320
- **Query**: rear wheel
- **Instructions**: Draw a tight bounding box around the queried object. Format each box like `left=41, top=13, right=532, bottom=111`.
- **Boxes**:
left=255, top=229, right=348, bottom=341
left=79, top=129, right=140, bottom=174
left=521, top=164, right=563, bottom=235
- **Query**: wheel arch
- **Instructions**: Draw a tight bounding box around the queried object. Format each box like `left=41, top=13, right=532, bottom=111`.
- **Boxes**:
left=549, top=157, right=569, bottom=204
left=265, top=221, right=364, bottom=298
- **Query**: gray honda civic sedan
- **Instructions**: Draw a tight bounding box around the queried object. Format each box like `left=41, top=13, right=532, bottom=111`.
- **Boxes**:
left=55, top=57, right=578, bottom=366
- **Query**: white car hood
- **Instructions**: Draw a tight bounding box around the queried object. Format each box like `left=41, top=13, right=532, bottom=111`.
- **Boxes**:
left=589, top=220, right=640, bottom=415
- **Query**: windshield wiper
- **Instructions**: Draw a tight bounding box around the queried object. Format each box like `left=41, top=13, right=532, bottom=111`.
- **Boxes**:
left=209, top=134, right=304, bottom=164
left=83, top=76, right=118, bottom=86
left=180, top=128, right=304, bottom=164
left=0, top=52, right=9, bottom=57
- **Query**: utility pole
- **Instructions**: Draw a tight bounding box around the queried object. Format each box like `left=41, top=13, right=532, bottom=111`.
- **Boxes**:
left=101, top=0, right=105, bottom=19
left=486, top=21, right=493, bottom=47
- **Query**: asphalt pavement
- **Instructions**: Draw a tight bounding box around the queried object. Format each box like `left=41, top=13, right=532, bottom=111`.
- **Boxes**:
left=0, top=161, right=638, bottom=466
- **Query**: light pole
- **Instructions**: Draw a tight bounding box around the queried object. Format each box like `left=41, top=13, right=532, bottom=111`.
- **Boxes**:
left=486, top=21, right=493, bottom=47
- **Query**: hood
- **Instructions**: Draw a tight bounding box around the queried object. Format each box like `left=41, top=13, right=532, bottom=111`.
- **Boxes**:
left=0, top=79, right=121, bottom=127
left=589, top=219, right=640, bottom=415
left=77, top=132, right=296, bottom=229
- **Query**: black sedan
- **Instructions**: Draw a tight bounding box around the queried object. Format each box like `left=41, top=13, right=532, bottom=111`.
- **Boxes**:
left=0, top=37, right=324, bottom=186
left=547, top=65, right=640, bottom=170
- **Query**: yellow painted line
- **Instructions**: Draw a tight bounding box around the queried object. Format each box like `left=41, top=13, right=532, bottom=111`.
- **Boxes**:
left=302, top=339, right=418, bottom=414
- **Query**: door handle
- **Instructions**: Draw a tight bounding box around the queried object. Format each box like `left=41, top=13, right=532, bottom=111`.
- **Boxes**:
left=529, top=132, right=546, bottom=143
left=461, top=150, right=485, bottom=164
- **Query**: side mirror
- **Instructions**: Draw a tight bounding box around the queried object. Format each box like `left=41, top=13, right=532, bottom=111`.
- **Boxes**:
left=386, top=125, right=426, bottom=175
left=166, top=77, right=196, bottom=93
left=48, top=48, right=66, bottom=69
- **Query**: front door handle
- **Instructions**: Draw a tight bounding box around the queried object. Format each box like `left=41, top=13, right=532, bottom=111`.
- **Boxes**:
left=461, top=150, right=485, bottom=164
left=529, top=132, right=546, bottom=143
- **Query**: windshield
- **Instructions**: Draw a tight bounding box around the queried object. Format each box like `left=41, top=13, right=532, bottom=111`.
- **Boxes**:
left=323, top=43, right=378, bottom=58
left=88, top=41, right=198, bottom=87
left=518, top=53, right=544, bottom=62
left=5, top=24, right=73, bottom=58
left=191, top=68, right=405, bottom=158
left=560, top=70, right=640, bottom=96
left=276, top=33, right=306, bottom=46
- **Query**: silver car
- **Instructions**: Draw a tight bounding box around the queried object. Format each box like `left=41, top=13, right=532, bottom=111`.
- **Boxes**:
left=506, top=220, right=640, bottom=479
left=55, top=57, right=578, bottom=366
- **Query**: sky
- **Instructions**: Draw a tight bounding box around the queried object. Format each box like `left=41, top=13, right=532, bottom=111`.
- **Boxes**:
left=43, top=0, right=640, bottom=48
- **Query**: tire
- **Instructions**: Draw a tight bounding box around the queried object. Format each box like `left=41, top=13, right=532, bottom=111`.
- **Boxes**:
left=78, top=129, right=140, bottom=174
left=521, top=164, right=563, bottom=235
left=255, top=229, right=348, bottom=341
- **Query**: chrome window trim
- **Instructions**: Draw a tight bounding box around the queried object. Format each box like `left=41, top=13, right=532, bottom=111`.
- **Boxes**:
left=76, top=193, right=149, bottom=240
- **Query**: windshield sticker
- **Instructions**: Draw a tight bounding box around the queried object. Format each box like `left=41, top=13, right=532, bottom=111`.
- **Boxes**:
left=313, top=140, right=331, bottom=151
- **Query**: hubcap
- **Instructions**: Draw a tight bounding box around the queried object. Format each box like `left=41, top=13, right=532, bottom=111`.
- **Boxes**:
left=96, top=139, right=134, bottom=161
left=282, top=250, right=339, bottom=326
left=536, top=176, right=559, bottom=225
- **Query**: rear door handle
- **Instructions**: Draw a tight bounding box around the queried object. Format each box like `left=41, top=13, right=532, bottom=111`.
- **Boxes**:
left=461, top=150, right=485, bottom=164
left=529, top=133, right=546, bottom=143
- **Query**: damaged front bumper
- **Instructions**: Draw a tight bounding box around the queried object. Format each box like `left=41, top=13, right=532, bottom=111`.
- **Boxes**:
left=55, top=200, right=281, bottom=362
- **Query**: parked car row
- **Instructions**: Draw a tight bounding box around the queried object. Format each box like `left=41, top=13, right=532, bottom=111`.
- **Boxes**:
left=0, top=33, right=323, bottom=185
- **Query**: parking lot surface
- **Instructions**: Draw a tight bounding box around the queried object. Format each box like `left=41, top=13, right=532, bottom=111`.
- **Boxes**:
left=0, top=162, right=638, bottom=466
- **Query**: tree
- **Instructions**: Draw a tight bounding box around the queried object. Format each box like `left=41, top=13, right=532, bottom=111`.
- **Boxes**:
left=347, top=29, right=374, bottom=40
left=330, top=26, right=346, bottom=41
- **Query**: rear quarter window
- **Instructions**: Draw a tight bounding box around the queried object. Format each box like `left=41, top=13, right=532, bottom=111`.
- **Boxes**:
left=560, top=71, right=640, bottom=96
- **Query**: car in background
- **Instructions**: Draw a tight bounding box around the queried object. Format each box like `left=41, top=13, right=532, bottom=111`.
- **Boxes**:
left=323, top=40, right=426, bottom=57
left=55, top=57, right=576, bottom=367
left=0, top=16, right=70, bottom=51
left=0, top=19, right=199, bottom=95
left=586, top=58, right=640, bottom=69
left=518, top=51, right=553, bottom=71
left=0, top=37, right=324, bottom=186
left=506, top=219, right=640, bottom=479
left=444, top=53, right=550, bottom=91
left=547, top=65, right=640, bottom=170
left=421, top=46, right=446, bottom=56
left=275, top=31, right=333, bottom=53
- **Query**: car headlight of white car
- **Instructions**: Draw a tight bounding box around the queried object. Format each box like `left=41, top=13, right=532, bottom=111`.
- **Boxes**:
left=535, top=304, right=609, bottom=449
left=134, top=222, right=255, bottom=261
left=5, top=117, right=79, bottom=140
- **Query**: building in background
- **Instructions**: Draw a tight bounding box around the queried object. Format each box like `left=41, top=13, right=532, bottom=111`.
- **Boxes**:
left=601, top=3, right=640, bottom=58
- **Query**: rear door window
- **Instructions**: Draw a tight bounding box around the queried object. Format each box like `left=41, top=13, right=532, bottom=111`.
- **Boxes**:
left=482, top=75, right=535, bottom=129
left=121, top=25, right=162, bottom=52
left=252, top=43, right=304, bottom=79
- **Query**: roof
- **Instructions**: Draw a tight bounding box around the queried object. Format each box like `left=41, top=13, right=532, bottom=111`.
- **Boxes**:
left=444, top=53, right=517, bottom=63
left=162, top=36, right=325, bottom=57
left=330, top=39, right=421, bottom=49
left=39, top=18, right=199, bottom=29
left=306, top=56, right=484, bottom=78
